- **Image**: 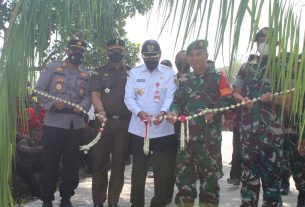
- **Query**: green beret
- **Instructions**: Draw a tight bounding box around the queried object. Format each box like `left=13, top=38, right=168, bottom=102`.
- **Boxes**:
left=186, top=39, right=208, bottom=55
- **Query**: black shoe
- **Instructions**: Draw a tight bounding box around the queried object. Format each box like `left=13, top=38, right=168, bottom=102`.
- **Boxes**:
left=280, top=186, right=290, bottom=195
left=280, top=177, right=290, bottom=195
left=297, top=201, right=305, bottom=207
left=94, top=205, right=103, bottom=207
left=298, top=191, right=305, bottom=207
left=60, top=198, right=73, bottom=207
left=42, top=201, right=53, bottom=207
left=227, top=178, right=241, bottom=185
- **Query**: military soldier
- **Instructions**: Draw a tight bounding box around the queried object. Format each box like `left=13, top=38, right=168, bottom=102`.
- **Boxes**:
left=167, top=39, right=233, bottom=207
left=232, top=27, right=286, bottom=206
left=124, top=39, right=177, bottom=207
left=280, top=53, right=305, bottom=206
left=90, top=38, right=131, bottom=207
left=175, top=50, right=190, bottom=78
left=36, top=38, right=91, bottom=207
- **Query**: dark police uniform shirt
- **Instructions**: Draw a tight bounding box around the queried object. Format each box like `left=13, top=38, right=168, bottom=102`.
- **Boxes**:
left=36, top=61, right=91, bottom=130
left=89, top=63, right=131, bottom=117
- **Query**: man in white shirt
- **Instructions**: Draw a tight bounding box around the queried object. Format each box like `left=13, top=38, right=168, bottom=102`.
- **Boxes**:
left=124, top=39, right=177, bottom=207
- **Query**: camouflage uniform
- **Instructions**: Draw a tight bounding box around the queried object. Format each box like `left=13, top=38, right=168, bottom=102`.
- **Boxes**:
left=281, top=116, right=305, bottom=204
left=233, top=57, right=284, bottom=207
left=172, top=67, right=232, bottom=207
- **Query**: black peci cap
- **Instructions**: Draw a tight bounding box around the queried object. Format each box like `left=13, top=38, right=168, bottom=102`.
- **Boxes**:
left=68, top=38, right=87, bottom=51
left=107, top=39, right=125, bottom=50
left=141, top=40, right=161, bottom=58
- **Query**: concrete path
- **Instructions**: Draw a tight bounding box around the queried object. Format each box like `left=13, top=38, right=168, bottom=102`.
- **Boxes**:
left=24, top=132, right=298, bottom=207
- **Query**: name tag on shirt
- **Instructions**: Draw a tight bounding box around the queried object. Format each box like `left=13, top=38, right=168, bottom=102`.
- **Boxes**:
left=136, top=79, right=146, bottom=82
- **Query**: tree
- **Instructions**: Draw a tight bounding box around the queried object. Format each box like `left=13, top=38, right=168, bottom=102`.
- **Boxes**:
left=0, top=0, right=153, bottom=206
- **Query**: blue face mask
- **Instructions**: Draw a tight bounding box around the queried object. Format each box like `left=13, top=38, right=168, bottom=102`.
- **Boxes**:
left=108, top=52, right=124, bottom=63
left=68, top=52, right=84, bottom=65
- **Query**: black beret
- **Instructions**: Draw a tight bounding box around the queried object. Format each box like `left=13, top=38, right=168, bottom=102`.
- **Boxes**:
left=141, top=40, right=161, bottom=58
left=68, top=39, right=87, bottom=51
left=107, top=39, right=125, bottom=49
left=186, top=39, right=208, bottom=55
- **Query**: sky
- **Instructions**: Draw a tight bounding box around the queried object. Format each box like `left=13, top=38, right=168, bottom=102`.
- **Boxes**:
left=125, top=0, right=305, bottom=68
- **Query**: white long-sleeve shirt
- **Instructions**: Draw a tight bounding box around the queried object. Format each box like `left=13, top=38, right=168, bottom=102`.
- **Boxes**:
left=124, top=64, right=176, bottom=138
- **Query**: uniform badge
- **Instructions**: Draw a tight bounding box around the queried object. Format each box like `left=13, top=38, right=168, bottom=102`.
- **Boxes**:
left=56, top=67, right=63, bottom=72
left=160, top=76, right=164, bottom=80
left=77, top=41, right=82, bottom=46
left=137, top=88, right=144, bottom=96
left=55, top=78, right=64, bottom=91
left=104, top=73, right=109, bottom=77
left=105, top=88, right=110, bottom=93
left=56, top=83, right=63, bottom=91
left=147, top=44, right=155, bottom=52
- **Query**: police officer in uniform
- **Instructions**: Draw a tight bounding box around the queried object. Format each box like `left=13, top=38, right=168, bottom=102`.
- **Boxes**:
left=125, top=39, right=177, bottom=207
left=36, top=39, right=91, bottom=207
left=90, top=39, right=131, bottom=207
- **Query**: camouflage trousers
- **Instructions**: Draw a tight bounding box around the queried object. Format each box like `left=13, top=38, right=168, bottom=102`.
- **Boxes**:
left=280, top=135, right=292, bottom=179
left=240, top=132, right=284, bottom=207
left=175, top=140, right=223, bottom=207
left=281, top=134, right=305, bottom=192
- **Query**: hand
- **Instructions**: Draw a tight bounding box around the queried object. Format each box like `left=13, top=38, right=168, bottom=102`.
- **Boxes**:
left=137, top=111, right=150, bottom=122
left=204, top=112, right=214, bottom=123
left=54, top=100, right=64, bottom=110
left=97, top=110, right=107, bottom=124
left=73, top=105, right=84, bottom=113
left=153, top=111, right=166, bottom=125
left=166, top=112, right=178, bottom=124
left=243, top=97, right=253, bottom=110
left=260, top=92, right=272, bottom=102
left=298, top=139, right=305, bottom=156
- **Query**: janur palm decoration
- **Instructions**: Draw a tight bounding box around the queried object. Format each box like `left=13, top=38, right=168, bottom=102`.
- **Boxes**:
left=0, top=0, right=304, bottom=206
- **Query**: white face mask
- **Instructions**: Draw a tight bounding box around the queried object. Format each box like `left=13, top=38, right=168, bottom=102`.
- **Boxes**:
left=257, top=43, right=270, bottom=56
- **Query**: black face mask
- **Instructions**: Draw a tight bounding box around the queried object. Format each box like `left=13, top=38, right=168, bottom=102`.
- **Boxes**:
left=68, top=52, right=84, bottom=65
left=144, top=61, right=159, bottom=71
left=176, top=62, right=190, bottom=73
left=108, top=52, right=124, bottom=63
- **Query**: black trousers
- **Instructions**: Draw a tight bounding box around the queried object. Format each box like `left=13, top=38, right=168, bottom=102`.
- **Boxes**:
left=130, top=134, right=177, bottom=207
left=40, top=124, right=83, bottom=202
left=92, top=117, right=130, bottom=205
left=230, top=122, right=242, bottom=179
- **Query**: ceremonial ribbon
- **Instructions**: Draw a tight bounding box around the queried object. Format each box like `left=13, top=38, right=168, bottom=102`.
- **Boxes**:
left=33, top=89, right=107, bottom=153
left=35, top=88, right=295, bottom=152
left=143, top=118, right=151, bottom=155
